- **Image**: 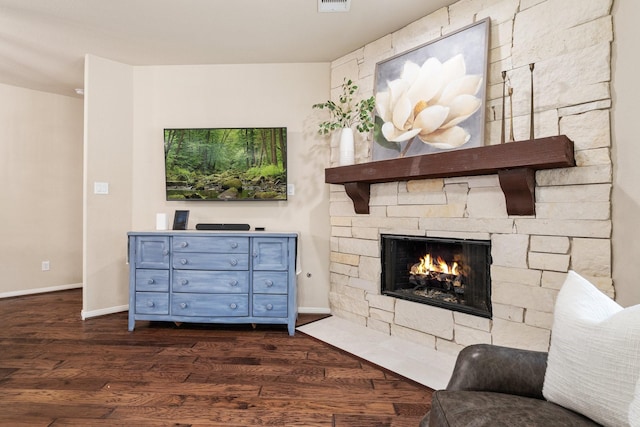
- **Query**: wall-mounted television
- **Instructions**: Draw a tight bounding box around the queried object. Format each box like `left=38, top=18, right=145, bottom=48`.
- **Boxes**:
left=164, top=127, right=287, bottom=201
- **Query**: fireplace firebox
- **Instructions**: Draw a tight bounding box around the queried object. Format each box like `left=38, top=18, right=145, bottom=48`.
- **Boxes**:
left=381, top=234, right=492, bottom=318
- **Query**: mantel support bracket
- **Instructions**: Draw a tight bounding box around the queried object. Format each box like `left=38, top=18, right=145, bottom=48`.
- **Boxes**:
left=344, top=182, right=371, bottom=214
left=498, top=168, right=536, bottom=215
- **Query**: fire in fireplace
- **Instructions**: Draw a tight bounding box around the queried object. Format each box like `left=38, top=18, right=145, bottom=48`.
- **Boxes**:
left=381, top=234, right=492, bottom=318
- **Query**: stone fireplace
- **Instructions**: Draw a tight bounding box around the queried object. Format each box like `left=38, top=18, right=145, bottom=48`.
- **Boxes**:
left=326, top=0, right=614, bottom=356
left=381, top=234, right=491, bottom=318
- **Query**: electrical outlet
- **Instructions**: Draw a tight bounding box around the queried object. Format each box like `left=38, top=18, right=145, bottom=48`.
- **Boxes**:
left=41, top=261, right=50, bottom=271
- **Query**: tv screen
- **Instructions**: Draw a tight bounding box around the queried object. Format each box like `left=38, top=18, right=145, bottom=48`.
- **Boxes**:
left=164, top=127, right=287, bottom=201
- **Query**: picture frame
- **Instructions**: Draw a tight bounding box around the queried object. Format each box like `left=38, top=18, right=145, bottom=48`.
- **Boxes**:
left=373, top=18, right=490, bottom=161
left=172, top=210, right=190, bottom=230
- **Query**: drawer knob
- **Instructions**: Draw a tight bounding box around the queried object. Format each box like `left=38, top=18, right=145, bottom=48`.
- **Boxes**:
left=266, top=304, right=273, bottom=310
left=230, top=303, right=238, bottom=310
left=229, top=258, right=238, bottom=266
left=229, top=280, right=238, bottom=287
left=181, top=279, right=188, bottom=286
left=180, top=259, right=188, bottom=265
left=180, top=302, right=188, bottom=309
left=162, top=250, right=169, bottom=256
left=265, top=280, right=273, bottom=287
left=147, top=301, right=155, bottom=308
left=147, top=279, right=155, bottom=285
left=180, top=242, right=188, bottom=248
left=231, top=242, right=238, bottom=249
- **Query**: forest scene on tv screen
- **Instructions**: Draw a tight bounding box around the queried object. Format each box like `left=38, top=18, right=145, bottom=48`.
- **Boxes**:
left=164, top=127, right=287, bottom=201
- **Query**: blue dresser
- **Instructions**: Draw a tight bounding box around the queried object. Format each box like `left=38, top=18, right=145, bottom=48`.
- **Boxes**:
left=128, top=231, right=298, bottom=335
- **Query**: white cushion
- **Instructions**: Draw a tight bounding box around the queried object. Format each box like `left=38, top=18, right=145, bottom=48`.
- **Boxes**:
left=542, top=271, right=640, bottom=427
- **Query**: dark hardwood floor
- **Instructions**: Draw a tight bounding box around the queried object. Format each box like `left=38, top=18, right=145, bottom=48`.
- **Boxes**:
left=0, top=289, right=432, bottom=426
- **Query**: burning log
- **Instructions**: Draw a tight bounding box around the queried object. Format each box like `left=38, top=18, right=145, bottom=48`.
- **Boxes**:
left=408, top=253, right=466, bottom=302
left=410, top=272, right=464, bottom=292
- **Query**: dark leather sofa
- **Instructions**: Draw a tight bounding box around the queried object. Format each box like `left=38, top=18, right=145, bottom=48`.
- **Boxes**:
left=420, top=344, right=601, bottom=426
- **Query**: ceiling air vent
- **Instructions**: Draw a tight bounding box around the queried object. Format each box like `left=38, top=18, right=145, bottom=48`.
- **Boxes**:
left=318, top=0, right=351, bottom=13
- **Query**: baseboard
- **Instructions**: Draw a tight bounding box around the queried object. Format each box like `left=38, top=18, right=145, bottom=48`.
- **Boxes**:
left=0, top=282, right=83, bottom=300
left=81, top=304, right=129, bottom=320
left=298, top=306, right=331, bottom=314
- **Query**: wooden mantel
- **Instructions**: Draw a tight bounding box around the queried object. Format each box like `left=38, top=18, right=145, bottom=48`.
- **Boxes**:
left=324, top=135, right=575, bottom=215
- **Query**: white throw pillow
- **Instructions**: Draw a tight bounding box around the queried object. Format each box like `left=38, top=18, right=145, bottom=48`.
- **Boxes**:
left=631, top=378, right=640, bottom=427
left=542, top=271, right=640, bottom=427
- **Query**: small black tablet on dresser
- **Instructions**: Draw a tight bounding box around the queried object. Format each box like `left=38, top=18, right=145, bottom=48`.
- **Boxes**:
left=172, top=210, right=189, bottom=230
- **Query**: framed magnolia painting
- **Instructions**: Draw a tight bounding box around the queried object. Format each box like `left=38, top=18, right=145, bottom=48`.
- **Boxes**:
left=373, top=18, right=490, bottom=160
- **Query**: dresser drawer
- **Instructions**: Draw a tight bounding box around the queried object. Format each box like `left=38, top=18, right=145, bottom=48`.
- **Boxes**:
left=134, top=236, right=170, bottom=269
left=173, top=237, right=249, bottom=253
left=173, top=270, right=249, bottom=293
left=253, top=271, right=288, bottom=294
left=172, top=294, right=249, bottom=317
left=135, top=292, right=169, bottom=315
left=253, top=294, right=288, bottom=318
left=252, top=237, right=289, bottom=270
left=172, top=253, right=249, bottom=270
left=135, top=269, right=169, bottom=292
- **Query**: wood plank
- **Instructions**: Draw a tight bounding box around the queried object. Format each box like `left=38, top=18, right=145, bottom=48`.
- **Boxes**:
left=108, top=405, right=335, bottom=426
left=325, top=135, right=575, bottom=215
left=0, top=401, right=112, bottom=420
left=51, top=421, right=192, bottom=427
left=333, top=413, right=428, bottom=426
left=325, top=136, right=574, bottom=184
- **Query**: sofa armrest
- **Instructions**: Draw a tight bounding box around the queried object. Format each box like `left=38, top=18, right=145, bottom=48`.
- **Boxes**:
left=446, top=344, right=547, bottom=399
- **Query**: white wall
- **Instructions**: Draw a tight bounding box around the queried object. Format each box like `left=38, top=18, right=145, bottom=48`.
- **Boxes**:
left=611, top=0, right=640, bottom=306
left=0, top=83, right=83, bottom=297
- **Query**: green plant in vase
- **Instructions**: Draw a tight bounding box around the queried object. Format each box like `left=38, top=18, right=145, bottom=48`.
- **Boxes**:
left=312, top=78, right=375, bottom=165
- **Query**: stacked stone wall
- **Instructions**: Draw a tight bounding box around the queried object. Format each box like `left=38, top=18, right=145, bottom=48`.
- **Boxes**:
left=328, top=0, right=613, bottom=354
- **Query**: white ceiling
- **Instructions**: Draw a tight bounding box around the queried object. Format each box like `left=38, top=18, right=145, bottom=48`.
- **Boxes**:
left=0, top=0, right=456, bottom=98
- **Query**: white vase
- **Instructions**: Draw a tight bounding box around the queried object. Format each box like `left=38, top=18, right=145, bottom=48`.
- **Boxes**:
left=339, top=127, right=355, bottom=166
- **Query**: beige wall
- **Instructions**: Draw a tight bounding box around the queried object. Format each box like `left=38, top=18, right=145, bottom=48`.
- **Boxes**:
left=611, top=0, right=640, bottom=306
left=0, top=83, right=83, bottom=296
left=82, top=55, right=134, bottom=316
left=3, top=0, right=638, bottom=319
left=77, top=0, right=640, bottom=318
left=82, top=59, right=332, bottom=315
left=131, top=62, right=332, bottom=311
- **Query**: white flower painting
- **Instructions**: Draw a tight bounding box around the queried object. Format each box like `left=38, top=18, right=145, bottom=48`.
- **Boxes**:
left=373, top=19, right=489, bottom=160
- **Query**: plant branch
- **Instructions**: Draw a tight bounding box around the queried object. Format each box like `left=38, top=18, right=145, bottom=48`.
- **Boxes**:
left=312, top=78, right=375, bottom=135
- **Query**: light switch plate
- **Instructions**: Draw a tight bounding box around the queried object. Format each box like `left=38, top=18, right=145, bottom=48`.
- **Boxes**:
left=94, top=182, right=109, bottom=195
left=287, top=184, right=295, bottom=196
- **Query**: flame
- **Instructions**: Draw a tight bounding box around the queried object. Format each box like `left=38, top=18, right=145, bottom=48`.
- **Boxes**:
left=411, top=253, right=459, bottom=275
